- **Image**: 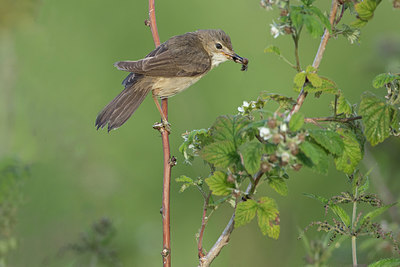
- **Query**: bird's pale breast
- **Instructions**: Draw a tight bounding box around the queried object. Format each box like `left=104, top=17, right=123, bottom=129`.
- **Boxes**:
left=151, top=75, right=204, bottom=98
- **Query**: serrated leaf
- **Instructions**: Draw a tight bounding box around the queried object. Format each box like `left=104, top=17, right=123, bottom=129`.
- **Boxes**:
left=294, top=72, right=307, bottom=87
left=205, top=171, right=234, bottom=196
left=294, top=77, right=338, bottom=94
left=303, top=193, right=329, bottom=203
left=257, top=197, right=280, bottom=239
left=260, top=93, right=296, bottom=110
left=309, top=130, right=344, bottom=156
left=268, top=177, right=288, bottom=196
left=360, top=203, right=397, bottom=225
left=359, top=93, right=392, bottom=146
left=303, top=14, right=324, bottom=38
left=211, top=115, right=249, bottom=146
left=175, top=175, right=193, bottom=183
left=297, top=146, right=329, bottom=175
left=334, top=129, right=362, bottom=174
left=305, top=65, right=317, bottom=73
left=372, top=73, right=400, bottom=88
left=351, top=19, right=368, bottom=28
left=337, top=93, right=352, bottom=115
left=264, top=45, right=281, bottom=56
left=239, top=141, right=263, bottom=174
left=201, top=141, right=239, bottom=168
left=290, top=8, right=304, bottom=30
left=355, top=0, right=377, bottom=21
left=307, top=73, right=323, bottom=87
left=299, top=141, right=322, bottom=164
left=368, top=258, right=400, bottom=267
left=309, top=6, right=332, bottom=33
left=289, top=112, right=305, bottom=132
left=235, top=199, right=258, bottom=227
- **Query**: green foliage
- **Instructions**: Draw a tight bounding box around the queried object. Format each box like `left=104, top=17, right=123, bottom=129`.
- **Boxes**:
left=372, top=73, right=400, bottom=88
left=368, top=258, right=400, bottom=267
left=267, top=176, right=288, bottom=196
left=360, top=203, right=397, bottom=226
left=201, top=141, right=239, bottom=168
left=308, top=129, right=344, bottom=156
left=352, top=0, right=382, bottom=28
left=337, top=93, right=352, bottom=115
left=236, top=197, right=280, bottom=239
left=290, top=3, right=331, bottom=38
left=239, top=141, right=263, bottom=175
left=205, top=171, right=234, bottom=196
left=359, top=92, right=393, bottom=146
left=289, top=112, right=304, bottom=132
left=334, top=129, right=362, bottom=174
left=175, top=175, right=195, bottom=193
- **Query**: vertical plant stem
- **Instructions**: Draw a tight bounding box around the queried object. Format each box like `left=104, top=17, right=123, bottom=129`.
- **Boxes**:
left=148, top=1, right=172, bottom=266
left=351, top=186, right=358, bottom=267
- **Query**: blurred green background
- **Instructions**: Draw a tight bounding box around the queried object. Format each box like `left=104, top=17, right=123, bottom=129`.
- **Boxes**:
left=1, top=0, right=400, bottom=266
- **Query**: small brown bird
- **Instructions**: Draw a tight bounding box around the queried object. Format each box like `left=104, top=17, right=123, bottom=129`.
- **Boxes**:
left=95, top=29, right=248, bottom=132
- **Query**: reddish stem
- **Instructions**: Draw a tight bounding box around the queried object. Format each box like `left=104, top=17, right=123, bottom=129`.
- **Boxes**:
left=148, top=1, right=171, bottom=266
left=198, top=192, right=211, bottom=258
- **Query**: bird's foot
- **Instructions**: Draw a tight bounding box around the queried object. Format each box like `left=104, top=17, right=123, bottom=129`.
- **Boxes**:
left=153, top=120, right=171, bottom=134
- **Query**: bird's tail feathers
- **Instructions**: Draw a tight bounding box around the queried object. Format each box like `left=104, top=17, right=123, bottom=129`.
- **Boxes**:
left=95, top=78, right=152, bottom=132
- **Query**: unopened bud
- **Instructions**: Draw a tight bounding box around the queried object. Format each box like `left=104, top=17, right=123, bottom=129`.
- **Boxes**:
left=272, top=133, right=282, bottom=144
left=261, top=162, right=271, bottom=172
left=284, top=26, right=292, bottom=34
left=227, top=174, right=235, bottom=183
left=298, top=133, right=306, bottom=142
left=292, top=163, right=303, bottom=171
left=280, top=9, right=288, bottom=17
left=267, top=119, right=277, bottom=129
left=269, top=153, right=278, bottom=163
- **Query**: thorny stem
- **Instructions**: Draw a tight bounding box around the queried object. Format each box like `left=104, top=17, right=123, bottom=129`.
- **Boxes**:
left=288, top=0, right=339, bottom=120
left=198, top=170, right=265, bottom=267
left=352, top=186, right=358, bottom=267
left=148, top=1, right=172, bottom=267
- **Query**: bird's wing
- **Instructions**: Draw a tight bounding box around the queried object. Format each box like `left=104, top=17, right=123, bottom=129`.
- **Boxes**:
left=114, top=33, right=211, bottom=77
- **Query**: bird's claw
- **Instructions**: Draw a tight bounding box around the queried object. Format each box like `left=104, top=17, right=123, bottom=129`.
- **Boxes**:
left=152, top=120, right=171, bottom=134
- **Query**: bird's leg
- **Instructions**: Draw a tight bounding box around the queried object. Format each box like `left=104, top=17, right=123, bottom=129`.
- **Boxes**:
left=152, top=93, right=171, bottom=133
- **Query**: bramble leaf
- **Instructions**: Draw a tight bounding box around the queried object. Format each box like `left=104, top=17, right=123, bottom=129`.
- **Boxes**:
left=334, top=129, right=362, bottom=174
left=372, top=73, right=400, bottom=88
left=307, top=73, right=323, bottom=88
left=294, top=72, right=307, bottom=87
left=299, top=141, right=322, bottom=164
left=268, top=177, right=288, bottom=196
left=289, top=112, right=304, bottom=132
left=264, top=45, right=281, bottom=56
left=211, top=115, right=249, bottom=146
left=257, top=197, right=280, bottom=239
left=205, top=171, right=234, bottom=196
left=239, top=141, right=263, bottom=175
left=359, top=93, right=392, bottom=146
left=235, top=199, right=258, bottom=227
left=368, top=258, right=400, bottom=267
left=201, top=141, right=239, bottom=168
left=309, top=129, right=344, bottom=156
left=337, top=93, right=352, bottom=115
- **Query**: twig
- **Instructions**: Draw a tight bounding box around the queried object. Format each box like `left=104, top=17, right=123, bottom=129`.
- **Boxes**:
left=198, top=192, right=212, bottom=258
left=288, top=0, right=339, bottom=120
left=351, top=185, right=359, bottom=267
left=304, top=115, right=362, bottom=124
left=199, top=171, right=265, bottom=267
left=147, top=1, right=172, bottom=267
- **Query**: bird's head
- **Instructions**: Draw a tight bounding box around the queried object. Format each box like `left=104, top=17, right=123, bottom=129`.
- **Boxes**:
left=196, top=29, right=248, bottom=70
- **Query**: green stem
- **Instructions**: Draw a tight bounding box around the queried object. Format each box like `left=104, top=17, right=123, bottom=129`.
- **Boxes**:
left=351, top=186, right=358, bottom=267
left=293, top=33, right=301, bottom=72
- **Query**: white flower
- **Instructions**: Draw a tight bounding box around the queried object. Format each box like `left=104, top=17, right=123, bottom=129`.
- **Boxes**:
left=280, top=123, right=288, bottom=132
left=242, top=101, right=250, bottom=108
left=281, top=151, right=290, bottom=162
left=238, top=106, right=244, bottom=113
left=259, top=127, right=272, bottom=140
left=270, top=24, right=280, bottom=38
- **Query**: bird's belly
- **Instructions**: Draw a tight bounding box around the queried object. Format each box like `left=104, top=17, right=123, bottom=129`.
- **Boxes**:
left=152, top=76, right=203, bottom=98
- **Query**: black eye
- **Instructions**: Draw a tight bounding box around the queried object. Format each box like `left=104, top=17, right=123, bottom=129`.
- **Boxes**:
left=215, top=43, right=222, bottom=49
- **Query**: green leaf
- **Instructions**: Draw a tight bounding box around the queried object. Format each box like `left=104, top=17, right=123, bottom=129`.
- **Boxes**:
left=235, top=199, right=258, bottom=227
left=303, top=193, right=329, bottom=203
left=264, top=45, right=281, bottom=56
left=268, top=177, right=288, bottom=196
left=351, top=19, right=368, bottom=28
left=359, top=92, right=392, bottom=146
left=309, top=129, right=344, bottom=156
left=309, top=6, right=332, bottom=33
left=260, top=92, right=296, bottom=110
left=294, top=72, right=307, bottom=87
left=360, top=203, right=397, bottom=225
left=290, top=7, right=304, bottom=30
left=211, top=115, right=250, bottom=146
left=175, top=175, right=194, bottom=193
left=372, top=73, right=400, bottom=88
left=337, top=93, right=352, bottom=115
left=305, top=65, right=317, bottom=73
left=303, top=14, right=324, bottom=38
left=239, top=141, right=263, bottom=174
left=205, top=171, right=234, bottom=196
left=307, top=73, right=323, bottom=87
left=334, top=129, right=362, bottom=174
left=299, top=141, right=322, bottom=164
left=257, top=197, right=280, bottom=239
left=293, top=77, right=338, bottom=94
left=201, top=141, right=239, bottom=168
left=368, top=258, right=400, bottom=267
left=289, top=112, right=304, bottom=132
left=355, top=0, right=377, bottom=21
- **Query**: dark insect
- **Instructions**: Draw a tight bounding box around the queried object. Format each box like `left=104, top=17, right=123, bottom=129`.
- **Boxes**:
left=241, top=57, right=249, bottom=71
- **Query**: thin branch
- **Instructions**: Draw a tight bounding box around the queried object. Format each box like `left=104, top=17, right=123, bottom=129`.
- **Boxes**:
left=199, top=171, right=265, bottom=267
left=352, top=185, right=358, bottom=267
left=288, top=0, right=339, bottom=119
left=198, top=192, right=212, bottom=258
left=148, top=1, right=172, bottom=267
left=304, top=115, right=362, bottom=124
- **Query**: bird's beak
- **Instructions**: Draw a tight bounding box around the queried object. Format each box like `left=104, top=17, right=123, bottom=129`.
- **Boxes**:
left=224, top=51, right=249, bottom=71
